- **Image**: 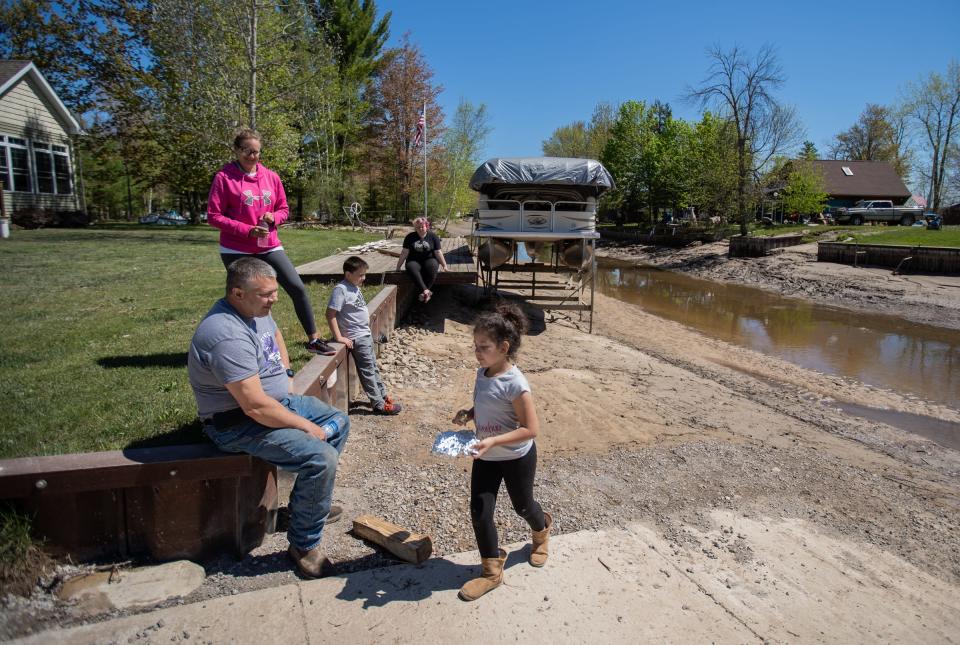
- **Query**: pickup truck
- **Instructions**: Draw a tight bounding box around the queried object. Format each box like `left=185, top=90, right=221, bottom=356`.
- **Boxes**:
left=835, top=200, right=924, bottom=226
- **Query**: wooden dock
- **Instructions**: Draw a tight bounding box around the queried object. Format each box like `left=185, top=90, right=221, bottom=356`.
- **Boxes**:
left=296, top=236, right=477, bottom=285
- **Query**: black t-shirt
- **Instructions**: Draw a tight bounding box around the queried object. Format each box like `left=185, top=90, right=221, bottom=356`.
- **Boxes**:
left=403, top=231, right=442, bottom=264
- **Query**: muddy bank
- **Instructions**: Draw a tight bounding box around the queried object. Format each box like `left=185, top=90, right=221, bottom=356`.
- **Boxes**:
left=4, top=285, right=959, bottom=639
left=598, top=239, right=960, bottom=330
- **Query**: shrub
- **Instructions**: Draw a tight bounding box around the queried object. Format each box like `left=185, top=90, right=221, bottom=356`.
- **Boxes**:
left=11, top=207, right=90, bottom=229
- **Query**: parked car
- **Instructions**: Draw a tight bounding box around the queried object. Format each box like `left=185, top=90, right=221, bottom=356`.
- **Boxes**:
left=139, top=210, right=188, bottom=226
left=834, top=200, right=924, bottom=226
left=157, top=210, right=188, bottom=226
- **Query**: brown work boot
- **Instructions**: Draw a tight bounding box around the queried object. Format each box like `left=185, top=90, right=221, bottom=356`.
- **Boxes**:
left=288, top=544, right=333, bottom=578
left=529, top=512, right=552, bottom=567
left=458, top=548, right=507, bottom=601
left=327, top=505, right=343, bottom=524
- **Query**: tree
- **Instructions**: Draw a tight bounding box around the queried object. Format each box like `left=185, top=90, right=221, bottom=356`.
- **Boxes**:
left=312, top=0, right=391, bottom=211
left=542, top=122, right=590, bottom=158
left=903, top=60, right=960, bottom=210
left=782, top=160, right=827, bottom=216
left=371, top=36, right=443, bottom=215
left=541, top=102, right=617, bottom=160
left=801, top=140, right=818, bottom=160
left=436, top=99, right=491, bottom=218
left=689, top=112, right=739, bottom=218
left=829, top=104, right=912, bottom=177
left=687, top=45, right=802, bottom=235
left=601, top=100, right=691, bottom=223
left=0, top=0, right=98, bottom=112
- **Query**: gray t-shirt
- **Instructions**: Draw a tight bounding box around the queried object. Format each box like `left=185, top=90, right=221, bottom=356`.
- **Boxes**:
left=327, top=280, right=371, bottom=340
left=473, top=365, right=533, bottom=461
left=187, top=298, right=288, bottom=418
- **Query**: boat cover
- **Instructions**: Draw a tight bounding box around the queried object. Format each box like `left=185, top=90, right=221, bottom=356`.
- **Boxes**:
left=469, top=157, right=615, bottom=194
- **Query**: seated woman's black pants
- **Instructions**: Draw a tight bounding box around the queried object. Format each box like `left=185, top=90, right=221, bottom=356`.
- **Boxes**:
left=405, top=257, right=439, bottom=293
left=470, top=443, right=546, bottom=558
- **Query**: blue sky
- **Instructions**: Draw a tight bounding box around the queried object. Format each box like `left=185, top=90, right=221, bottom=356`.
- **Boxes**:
left=378, top=0, right=958, bottom=181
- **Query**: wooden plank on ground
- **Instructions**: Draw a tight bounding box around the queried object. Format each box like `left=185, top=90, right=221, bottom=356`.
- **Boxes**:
left=351, top=514, right=433, bottom=564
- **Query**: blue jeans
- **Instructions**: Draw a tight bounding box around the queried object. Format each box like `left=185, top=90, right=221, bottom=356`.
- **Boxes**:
left=204, top=394, right=350, bottom=551
left=351, top=334, right=387, bottom=409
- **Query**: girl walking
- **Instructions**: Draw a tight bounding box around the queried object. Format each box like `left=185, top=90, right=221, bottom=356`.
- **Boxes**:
left=452, top=303, right=552, bottom=601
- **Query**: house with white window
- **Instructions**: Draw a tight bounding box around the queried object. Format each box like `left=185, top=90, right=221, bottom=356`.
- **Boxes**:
left=0, top=60, right=82, bottom=217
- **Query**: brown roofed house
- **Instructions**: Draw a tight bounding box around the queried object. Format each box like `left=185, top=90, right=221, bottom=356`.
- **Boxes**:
left=807, top=160, right=911, bottom=208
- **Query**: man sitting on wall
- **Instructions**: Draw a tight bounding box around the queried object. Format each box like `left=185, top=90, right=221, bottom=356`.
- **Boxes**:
left=188, top=256, right=349, bottom=578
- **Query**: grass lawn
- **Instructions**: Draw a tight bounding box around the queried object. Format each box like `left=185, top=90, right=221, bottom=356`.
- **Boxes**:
left=839, top=225, right=960, bottom=247
left=747, top=224, right=853, bottom=240
left=0, top=224, right=380, bottom=458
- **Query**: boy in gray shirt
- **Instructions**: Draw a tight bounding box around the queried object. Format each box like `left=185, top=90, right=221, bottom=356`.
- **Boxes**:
left=326, top=256, right=402, bottom=415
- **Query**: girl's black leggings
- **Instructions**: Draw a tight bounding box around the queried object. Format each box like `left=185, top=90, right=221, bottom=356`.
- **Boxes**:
left=470, top=443, right=546, bottom=558
left=405, top=258, right=439, bottom=293
left=221, top=250, right=317, bottom=336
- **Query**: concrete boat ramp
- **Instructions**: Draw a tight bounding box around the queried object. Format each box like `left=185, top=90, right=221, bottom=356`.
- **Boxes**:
left=15, top=513, right=959, bottom=644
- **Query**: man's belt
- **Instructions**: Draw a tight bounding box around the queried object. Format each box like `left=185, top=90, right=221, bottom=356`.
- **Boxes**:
left=206, top=407, right=253, bottom=431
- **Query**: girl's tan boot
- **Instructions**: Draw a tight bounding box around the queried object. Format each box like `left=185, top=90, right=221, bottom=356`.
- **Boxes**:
left=458, top=548, right=507, bottom=601
left=529, top=512, right=552, bottom=567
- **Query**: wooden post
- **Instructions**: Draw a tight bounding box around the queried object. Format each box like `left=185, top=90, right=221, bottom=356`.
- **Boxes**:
left=351, top=514, right=433, bottom=564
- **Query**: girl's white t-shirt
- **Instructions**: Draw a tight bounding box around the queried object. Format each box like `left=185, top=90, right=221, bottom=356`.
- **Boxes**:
left=472, top=365, right=533, bottom=461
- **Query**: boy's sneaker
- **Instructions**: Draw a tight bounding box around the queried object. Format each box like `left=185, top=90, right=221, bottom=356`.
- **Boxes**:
left=305, top=339, right=336, bottom=355
left=374, top=401, right=402, bottom=415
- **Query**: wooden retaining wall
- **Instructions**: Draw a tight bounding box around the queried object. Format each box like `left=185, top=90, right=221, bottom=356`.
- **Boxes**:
left=817, top=242, right=960, bottom=274
left=0, top=285, right=399, bottom=563
left=729, top=234, right=805, bottom=258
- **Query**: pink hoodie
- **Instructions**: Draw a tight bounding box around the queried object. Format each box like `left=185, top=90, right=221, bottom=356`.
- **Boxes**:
left=206, top=161, right=290, bottom=254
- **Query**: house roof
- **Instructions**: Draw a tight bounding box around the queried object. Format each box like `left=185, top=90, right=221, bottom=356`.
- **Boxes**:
left=0, top=60, right=31, bottom=86
left=0, top=60, right=82, bottom=135
left=807, top=160, right=910, bottom=199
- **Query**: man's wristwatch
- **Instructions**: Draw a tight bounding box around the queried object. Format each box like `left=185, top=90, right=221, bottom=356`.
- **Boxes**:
left=285, top=368, right=295, bottom=378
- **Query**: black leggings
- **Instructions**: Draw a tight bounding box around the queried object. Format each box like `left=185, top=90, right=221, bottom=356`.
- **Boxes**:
left=405, top=258, right=439, bottom=293
left=470, top=443, right=545, bottom=558
left=221, top=250, right=317, bottom=337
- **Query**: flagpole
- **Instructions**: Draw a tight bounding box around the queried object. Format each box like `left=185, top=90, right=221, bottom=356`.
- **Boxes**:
left=422, top=102, right=427, bottom=219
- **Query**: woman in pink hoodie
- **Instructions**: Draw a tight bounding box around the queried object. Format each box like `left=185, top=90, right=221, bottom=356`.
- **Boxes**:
left=207, top=129, right=334, bottom=355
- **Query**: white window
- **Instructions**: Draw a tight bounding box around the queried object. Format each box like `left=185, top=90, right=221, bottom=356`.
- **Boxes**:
left=0, top=135, right=32, bottom=192
left=841, top=166, right=853, bottom=176
left=33, top=141, right=72, bottom=195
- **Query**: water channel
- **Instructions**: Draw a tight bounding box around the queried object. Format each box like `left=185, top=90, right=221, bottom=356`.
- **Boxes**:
left=594, top=260, right=960, bottom=417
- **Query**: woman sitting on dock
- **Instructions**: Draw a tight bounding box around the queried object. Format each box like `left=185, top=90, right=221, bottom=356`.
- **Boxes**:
left=396, top=217, right=448, bottom=303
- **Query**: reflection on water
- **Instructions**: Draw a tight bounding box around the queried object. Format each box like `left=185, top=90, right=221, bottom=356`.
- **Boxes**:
left=597, top=261, right=960, bottom=409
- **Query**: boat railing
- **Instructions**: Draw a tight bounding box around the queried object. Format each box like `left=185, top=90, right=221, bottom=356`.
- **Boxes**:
left=476, top=199, right=597, bottom=234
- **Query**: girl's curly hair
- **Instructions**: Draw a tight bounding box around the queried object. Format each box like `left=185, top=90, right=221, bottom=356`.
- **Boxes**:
left=473, top=302, right=528, bottom=359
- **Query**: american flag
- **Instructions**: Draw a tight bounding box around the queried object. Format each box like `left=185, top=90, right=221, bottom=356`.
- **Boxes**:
left=412, top=110, right=425, bottom=148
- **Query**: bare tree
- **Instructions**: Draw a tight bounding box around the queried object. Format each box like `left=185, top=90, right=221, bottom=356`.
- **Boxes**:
left=686, top=45, right=801, bottom=235
left=829, top=104, right=913, bottom=178
left=903, top=60, right=960, bottom=210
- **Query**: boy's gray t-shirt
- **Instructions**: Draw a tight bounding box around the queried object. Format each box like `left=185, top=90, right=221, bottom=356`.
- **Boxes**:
left=188, top=299, right=287, bottom=418
left=473, top=365, right=533, bottom=461
left=327, top=280, right=371, bottom=340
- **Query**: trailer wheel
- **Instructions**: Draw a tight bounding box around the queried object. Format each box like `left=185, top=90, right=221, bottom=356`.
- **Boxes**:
left=851, top=215, right=863, bottom=226
left=900, top=214, right=914, bottom=226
